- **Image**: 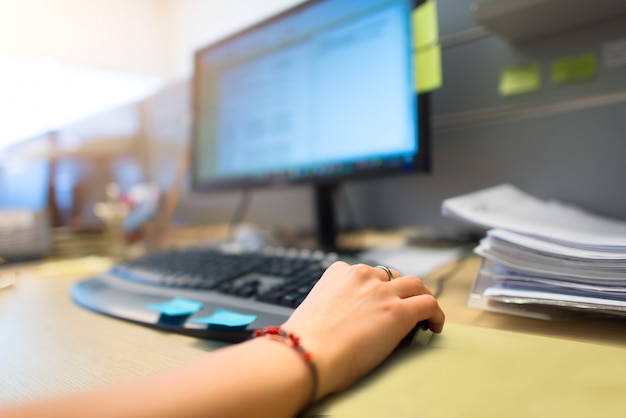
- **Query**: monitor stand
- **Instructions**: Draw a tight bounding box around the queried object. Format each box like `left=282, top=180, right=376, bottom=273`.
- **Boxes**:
left=314, top=182, right=339, bottom=252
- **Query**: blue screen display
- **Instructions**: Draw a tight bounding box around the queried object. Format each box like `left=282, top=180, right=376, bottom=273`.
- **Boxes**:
left=192, top=0, right=422, bottom=189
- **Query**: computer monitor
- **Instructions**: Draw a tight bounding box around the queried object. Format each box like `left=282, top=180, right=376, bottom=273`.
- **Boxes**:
left=191, top=0, right=430, bottom=250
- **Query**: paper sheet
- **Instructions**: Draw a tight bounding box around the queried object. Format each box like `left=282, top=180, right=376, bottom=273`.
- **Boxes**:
left=444, top=184, right=626, bottom=317
left=483, top=285, right=626, bottom=310
left=442, top=183, right=626, bottom=250
left=486, top=229, right=626, bottom=260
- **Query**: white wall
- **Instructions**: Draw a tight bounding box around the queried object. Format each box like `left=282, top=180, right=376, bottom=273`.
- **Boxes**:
left=0, top=0, right=310, bottom=148
left=0, top=0, right=306, bottom=80
left=0, top=0, right=169, bottom=75
left=167, top=0, right=305, bottom=81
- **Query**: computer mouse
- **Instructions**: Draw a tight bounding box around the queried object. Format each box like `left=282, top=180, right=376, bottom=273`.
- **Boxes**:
left=380, top=321, right=434, bottom=367
left=398, top=320, right=434, bottom=349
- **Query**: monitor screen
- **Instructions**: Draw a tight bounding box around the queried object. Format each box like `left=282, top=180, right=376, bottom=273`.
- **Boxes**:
left=191, top=0, right=430, bottom=249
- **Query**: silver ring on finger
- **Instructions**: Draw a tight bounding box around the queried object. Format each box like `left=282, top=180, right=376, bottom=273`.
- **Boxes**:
left=375, top=265, right=394, bottom=281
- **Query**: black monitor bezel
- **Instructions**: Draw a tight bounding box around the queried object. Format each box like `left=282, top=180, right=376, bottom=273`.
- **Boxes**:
left=190, top=0, right=430, bottom=195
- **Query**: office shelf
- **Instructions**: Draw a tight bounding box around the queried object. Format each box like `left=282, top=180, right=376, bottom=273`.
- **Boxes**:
left=471, top=0, right=626, bottom=43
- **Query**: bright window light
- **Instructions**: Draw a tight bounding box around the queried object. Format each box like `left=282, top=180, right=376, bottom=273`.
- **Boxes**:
left=0, top=55, right=163, bottom=150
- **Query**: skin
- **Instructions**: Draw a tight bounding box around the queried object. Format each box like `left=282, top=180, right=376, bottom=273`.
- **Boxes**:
left=0, top=262, right=444, bottom=418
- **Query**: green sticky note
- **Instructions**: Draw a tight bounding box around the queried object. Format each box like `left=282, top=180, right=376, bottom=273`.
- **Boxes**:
left=499, top=63, right=541, bottom=96
left=190, top=308, right=257, bottom=328
left=552, top=53, right=596, bottom=84
left=414, top=44, right=442, bottom=93
left=412, top=0, right=439, bottom=49
left=147, top=297, right=203, bottom=316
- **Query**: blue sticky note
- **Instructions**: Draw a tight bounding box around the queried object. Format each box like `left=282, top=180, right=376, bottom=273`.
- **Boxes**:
left=147, top=297, right=204, bottom=316
left=190, top=308, right=257, bottom=328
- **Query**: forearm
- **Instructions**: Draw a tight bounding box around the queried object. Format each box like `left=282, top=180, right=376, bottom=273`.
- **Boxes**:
left=0, top=262, right=445, bottom=418
left=1, top=338, right=313, bottom=418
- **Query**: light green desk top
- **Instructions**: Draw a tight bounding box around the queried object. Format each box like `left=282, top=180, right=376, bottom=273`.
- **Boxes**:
left=1, top=255, right=624, bottom=417
left=311, top=322, right=625, bottom=417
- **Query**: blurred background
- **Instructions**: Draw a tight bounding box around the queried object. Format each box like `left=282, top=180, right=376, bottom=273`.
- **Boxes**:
left=1, top=0, right=626, bottom=257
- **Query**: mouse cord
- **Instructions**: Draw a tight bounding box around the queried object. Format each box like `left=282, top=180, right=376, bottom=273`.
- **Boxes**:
left=431, top=247, right=474, bottom=299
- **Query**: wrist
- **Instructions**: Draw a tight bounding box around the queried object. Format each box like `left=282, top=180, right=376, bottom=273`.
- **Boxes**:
left=251, top=327, right=320, bottom=408
left=277, top=323, right=346, bottom=401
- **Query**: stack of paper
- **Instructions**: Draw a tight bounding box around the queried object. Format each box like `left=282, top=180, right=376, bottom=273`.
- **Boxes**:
left=442, top=184, right=626, bottom=319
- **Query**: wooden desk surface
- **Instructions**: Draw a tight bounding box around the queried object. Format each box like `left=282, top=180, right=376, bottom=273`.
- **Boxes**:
left=0, top=258, right=225, bottom=404
left=0, top=252, right=624, bottom=416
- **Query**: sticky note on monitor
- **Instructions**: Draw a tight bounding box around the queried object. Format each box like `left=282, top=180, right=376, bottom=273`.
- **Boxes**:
left=415, top=44, right=442, bottom=93
left=147, top=297, right=204, bottom=316
left=191, top=308, right=257, bottom=328
left=499, top=62, right=541, bottom=96
left=412, top=0, right=439, bottom=49
left=412, top=1, right=442, bottom=93
left=552, top=53, right=596, bottom=84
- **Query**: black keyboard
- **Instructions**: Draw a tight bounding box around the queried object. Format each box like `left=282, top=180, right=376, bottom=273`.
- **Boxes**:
left=71, top=245, right=350, bottom=342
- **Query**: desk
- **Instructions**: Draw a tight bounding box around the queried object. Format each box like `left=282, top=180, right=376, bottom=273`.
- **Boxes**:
left=1, top=254, right=625, bottom=417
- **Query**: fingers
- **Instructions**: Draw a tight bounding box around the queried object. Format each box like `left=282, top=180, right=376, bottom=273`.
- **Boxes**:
left=374, top=265, right=399, bottom=281
left=404, top=294, right=446, bottom=333
left=340, top=263, right=432, bottom=298
left=387, top=275, right=433, bottom=298
left=320, top=262, right=445, bottom=332
left=334, top=263, right=399, bottom=283
left=385, top=275, right=445, bottom=333
left=365, top=264, right=445, bottom=333
left=368, top=263, right=434, bottom=299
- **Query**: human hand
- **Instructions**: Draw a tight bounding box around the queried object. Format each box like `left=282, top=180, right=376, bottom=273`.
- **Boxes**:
left=281, top=261, right=445, bottom=400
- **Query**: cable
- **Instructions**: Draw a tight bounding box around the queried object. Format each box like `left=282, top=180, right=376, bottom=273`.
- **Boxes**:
left=228, top=189, right=252, bottom=239
left=339, top=185, right=359, bottom=232
left=431, top=247, right=474, bottom=299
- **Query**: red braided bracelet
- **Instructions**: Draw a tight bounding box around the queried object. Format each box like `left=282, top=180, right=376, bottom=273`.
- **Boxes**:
left=252, top=326, right=318, bottom=409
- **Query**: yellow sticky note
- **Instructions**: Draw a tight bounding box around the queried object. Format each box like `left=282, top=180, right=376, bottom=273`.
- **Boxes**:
left=499, top=63, right=541, bottom=96
left=552, top=53, right=596, bottom=84
left=414, top=44, right=442, bottom=93
left=412, top=0, right=439, bottom=49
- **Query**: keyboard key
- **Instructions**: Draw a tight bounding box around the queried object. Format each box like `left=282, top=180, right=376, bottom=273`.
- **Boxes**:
left=111, top=246, right=340, bottom=310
